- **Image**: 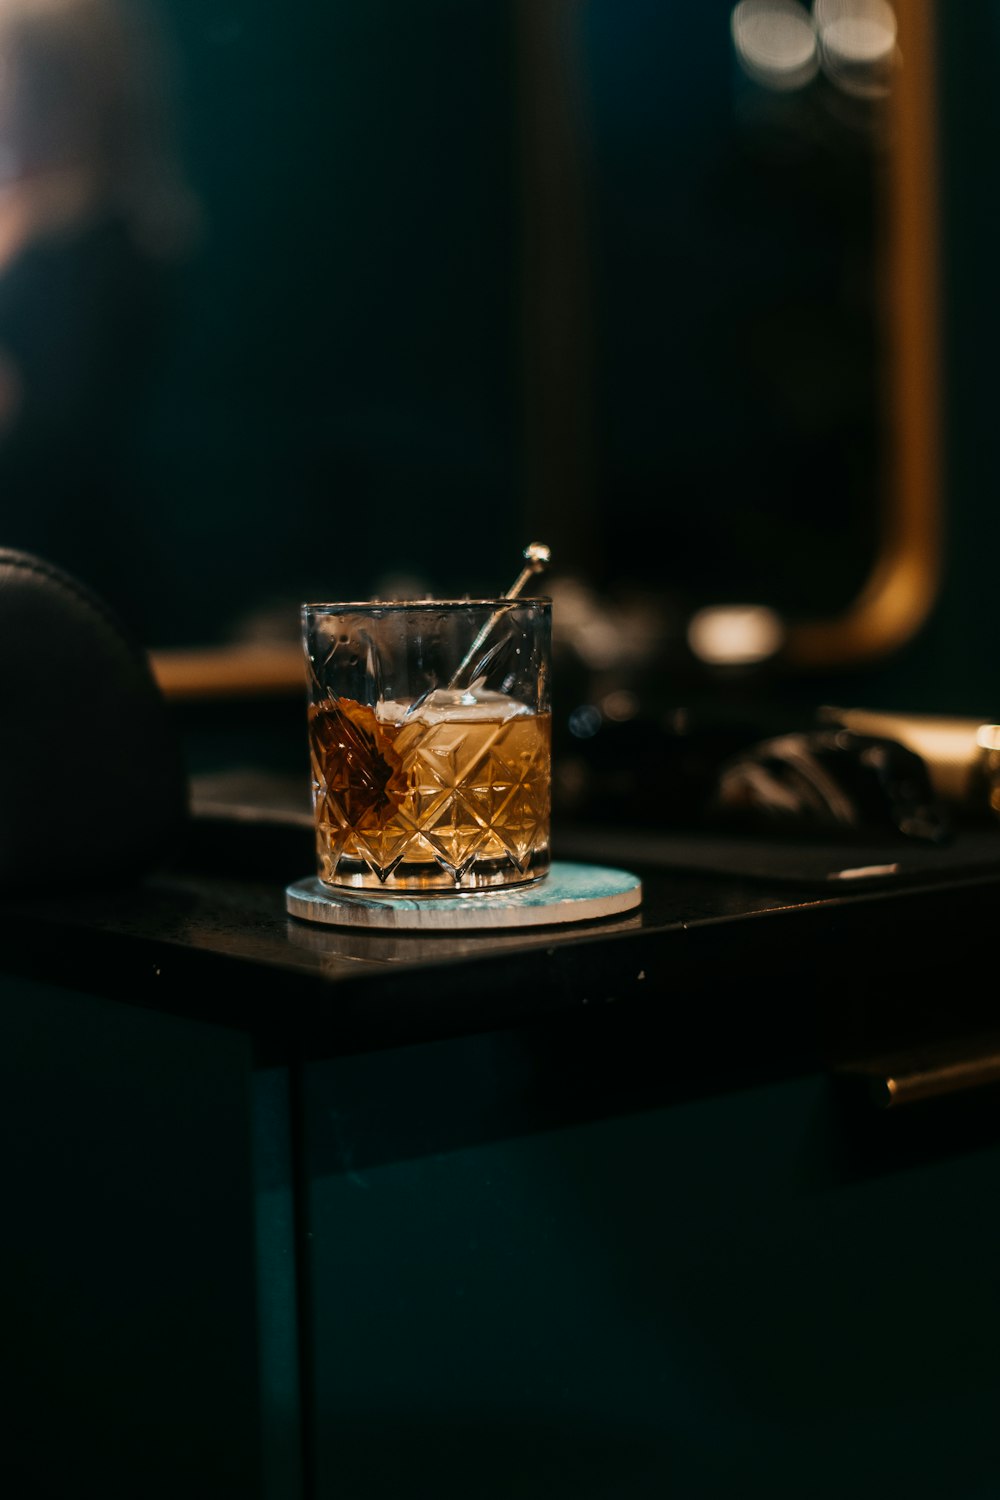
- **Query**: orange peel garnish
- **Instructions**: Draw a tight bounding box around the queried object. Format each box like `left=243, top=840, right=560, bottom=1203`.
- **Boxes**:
left=308, top=696, right=409, bottom=829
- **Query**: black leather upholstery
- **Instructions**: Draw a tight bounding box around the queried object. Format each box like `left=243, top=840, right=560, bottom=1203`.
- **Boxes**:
left=0, top=548, right=189, bottom=892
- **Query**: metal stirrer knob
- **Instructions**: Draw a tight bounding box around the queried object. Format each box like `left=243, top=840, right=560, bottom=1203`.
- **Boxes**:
left=504, top=542, right=552, bottom=600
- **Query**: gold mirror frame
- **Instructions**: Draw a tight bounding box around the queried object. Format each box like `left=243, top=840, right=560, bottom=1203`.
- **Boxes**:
left=149, top=0, right=940, bottom=703
left=783, top=0, right=941, bottom=670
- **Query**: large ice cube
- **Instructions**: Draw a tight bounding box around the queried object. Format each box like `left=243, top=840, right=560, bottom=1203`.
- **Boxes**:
left=376, top=687, right=531, bottom=725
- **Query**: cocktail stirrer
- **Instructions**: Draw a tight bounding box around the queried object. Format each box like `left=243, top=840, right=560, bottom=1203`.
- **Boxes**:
left=447, top=542, right=552, bottom=692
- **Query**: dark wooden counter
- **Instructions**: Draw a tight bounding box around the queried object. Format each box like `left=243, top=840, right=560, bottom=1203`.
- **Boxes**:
left=3, top=803, right=1000, bottom=1080
left=6, top=803, right=1000, bottom=1499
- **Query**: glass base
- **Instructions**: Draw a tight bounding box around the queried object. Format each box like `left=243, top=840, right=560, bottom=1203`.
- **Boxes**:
left=318, top=846, right=551, bottom=895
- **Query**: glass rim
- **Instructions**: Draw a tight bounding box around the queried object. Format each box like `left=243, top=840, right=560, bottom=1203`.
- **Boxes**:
left=301, top=597, right=552, bottom=612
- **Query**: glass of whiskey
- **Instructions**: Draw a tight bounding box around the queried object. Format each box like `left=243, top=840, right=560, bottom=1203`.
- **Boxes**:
left=301, top=597, right=552, bottom=893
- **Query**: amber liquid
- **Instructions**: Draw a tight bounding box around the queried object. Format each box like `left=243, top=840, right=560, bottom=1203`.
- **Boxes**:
left=309, top=696, right=551, bottom=890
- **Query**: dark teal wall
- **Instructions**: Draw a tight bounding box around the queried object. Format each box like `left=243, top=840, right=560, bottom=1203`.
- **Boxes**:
left=138, top=0, right=886, bottom=648
left=913, top=0, right=1000, bottom=713
left=143, top=0, right=522, bottom=645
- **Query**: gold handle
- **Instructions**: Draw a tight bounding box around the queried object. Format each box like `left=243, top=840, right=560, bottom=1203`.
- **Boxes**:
left=836, top=1035, right=1000, bottom=1109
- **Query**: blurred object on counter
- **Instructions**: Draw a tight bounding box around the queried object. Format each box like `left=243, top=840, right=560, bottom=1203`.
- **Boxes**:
left=550, top=574, right=677, bottom=681
left=552, top=698, right=815, bottom=831
left=547, top=572, right=788, bottom=715
left=708, top=727, right=953, bottom=845
left=545, top=571, right=1000, bottom=849
left=551, top=693, right=977, bottom=849
left=818, top=706, right=1000, bottom=818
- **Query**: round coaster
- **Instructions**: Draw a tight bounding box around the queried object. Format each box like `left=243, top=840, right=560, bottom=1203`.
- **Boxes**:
left=285, top=861, right=642, bottom=932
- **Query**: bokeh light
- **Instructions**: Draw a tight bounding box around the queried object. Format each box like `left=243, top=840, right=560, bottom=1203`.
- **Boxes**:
left=731, top=0, right=819, bottom=93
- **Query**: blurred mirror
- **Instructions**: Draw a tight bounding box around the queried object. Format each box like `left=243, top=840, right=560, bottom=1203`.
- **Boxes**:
left=0, top=0, right=938, bottom=703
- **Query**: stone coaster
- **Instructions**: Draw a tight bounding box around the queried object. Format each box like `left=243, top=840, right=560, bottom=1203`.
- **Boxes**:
left=285, top=861, right=643, bottom=932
